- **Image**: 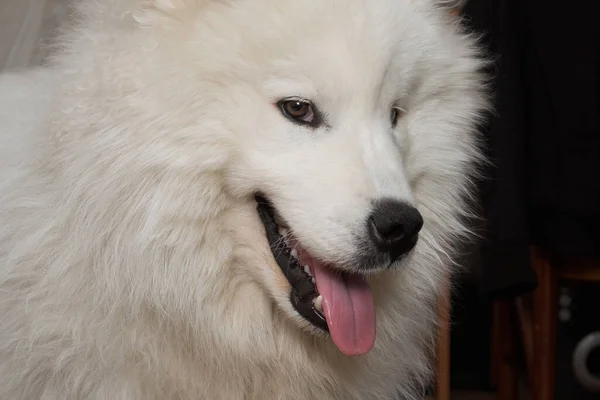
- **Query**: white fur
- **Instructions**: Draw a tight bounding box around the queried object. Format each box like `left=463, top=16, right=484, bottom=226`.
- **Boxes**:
left=0, top=1, right=488, bottom=399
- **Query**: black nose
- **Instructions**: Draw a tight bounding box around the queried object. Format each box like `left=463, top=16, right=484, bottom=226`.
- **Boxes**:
left=368, top=199, right=423, bottom=264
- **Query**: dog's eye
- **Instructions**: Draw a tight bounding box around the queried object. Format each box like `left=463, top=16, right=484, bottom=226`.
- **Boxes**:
left=278, top=99, right=318, bottom=127
left=390, top=107, right=405, bottom=127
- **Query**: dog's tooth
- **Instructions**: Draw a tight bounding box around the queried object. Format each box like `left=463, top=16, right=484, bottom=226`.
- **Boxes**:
left=313, top=295, right=323, bottom=313
left=278, top=227, right=288, bottom=237
left=290, top=248, right=298, bottom=259
left=303, top=265, right=311, bottom=276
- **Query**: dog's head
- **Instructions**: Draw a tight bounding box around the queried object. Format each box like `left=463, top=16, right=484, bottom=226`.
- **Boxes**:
left=175, top=1, right=489, bottom=356
left=63, top=0, right=487, bottom=358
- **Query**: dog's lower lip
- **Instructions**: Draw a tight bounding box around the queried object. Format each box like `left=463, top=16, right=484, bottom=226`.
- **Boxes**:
left=255, top=194, right=328, bottom=331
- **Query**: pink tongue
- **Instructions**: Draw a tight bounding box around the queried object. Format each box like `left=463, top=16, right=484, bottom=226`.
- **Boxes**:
left=311, top=262, right=376, bottom=356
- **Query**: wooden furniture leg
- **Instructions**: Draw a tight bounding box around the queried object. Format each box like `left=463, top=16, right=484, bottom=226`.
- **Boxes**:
left=515, top=296, right=535, bottom=388
left=531, top=248, right=557, bottom=400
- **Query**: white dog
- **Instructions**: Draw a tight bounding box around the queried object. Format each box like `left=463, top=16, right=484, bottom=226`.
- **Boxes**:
left=0, top=0, right=488, bottom=399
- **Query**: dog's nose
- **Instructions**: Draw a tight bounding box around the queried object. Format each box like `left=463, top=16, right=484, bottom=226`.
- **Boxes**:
left=368, top=199, right=423, bottom=264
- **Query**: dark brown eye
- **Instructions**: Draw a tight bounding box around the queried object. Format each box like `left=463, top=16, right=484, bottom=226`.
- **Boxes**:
left=278, top=99, right=317, bottom=126
left=391, top=107, right=404, bottom=127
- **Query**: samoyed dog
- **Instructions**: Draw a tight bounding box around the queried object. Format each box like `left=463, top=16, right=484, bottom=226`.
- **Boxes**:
left=0, top=0, right=487, bottom=399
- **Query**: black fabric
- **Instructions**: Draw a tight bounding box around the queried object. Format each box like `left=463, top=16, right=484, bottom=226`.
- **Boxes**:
left=463, top=0, right=600, bottom=299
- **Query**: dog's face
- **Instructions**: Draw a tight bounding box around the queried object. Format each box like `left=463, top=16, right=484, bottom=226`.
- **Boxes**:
left=133, top=0, right=486, bottom=356
left=230, top=37, right=421, bottom=274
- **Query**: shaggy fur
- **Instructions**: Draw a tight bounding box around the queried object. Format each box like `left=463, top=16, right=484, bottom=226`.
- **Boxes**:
left=0, top=1, right=488, bottom=399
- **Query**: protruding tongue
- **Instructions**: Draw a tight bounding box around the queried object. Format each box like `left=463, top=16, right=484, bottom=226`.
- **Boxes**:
left=311, top=261, right=376, bottom=356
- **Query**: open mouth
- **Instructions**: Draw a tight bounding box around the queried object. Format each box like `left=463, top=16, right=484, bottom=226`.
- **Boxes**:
left=255, top=195, right=376, bottom=356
